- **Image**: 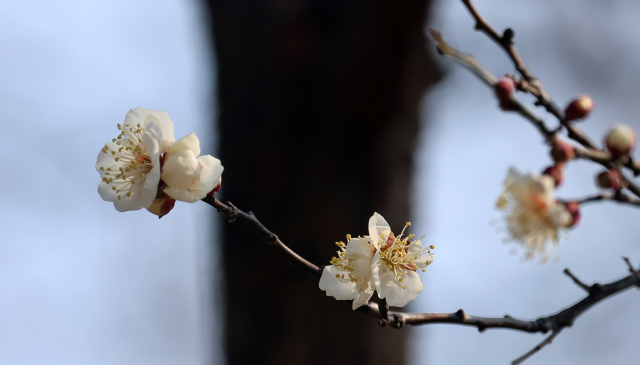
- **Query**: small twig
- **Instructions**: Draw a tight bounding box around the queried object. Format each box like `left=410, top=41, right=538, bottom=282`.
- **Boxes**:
left=429, top=29, right=553, bottom=138
left=563, top=268, right=590, bottom=292
left=461, top=0, right=563, bottom=121
left=511, top=328, right=563, bottom=365
left=623, top=257, right=640, bottom=285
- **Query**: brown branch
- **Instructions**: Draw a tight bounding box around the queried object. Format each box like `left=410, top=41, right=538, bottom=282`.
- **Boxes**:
left=561, top=192, right=640, bottom=208
left=429, top=29, right=554, bottom=139
left=203, top=196, right=640, bottom=363
left=461, top=0, right=563, bottom=121
left=201, top=196, right=322, bottom=278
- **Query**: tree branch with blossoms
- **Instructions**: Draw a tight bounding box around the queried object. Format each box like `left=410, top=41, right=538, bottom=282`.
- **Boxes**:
left=95, top=1, right=640, bottom=364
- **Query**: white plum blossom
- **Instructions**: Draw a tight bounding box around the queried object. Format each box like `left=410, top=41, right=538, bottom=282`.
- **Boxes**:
left=161, top=132, right=223, bottom=203
left=319, top=236, right=376, bottom=310
left=319, top=213, right=434, bottom=309
left=369, top=213, right=434, bottom=307
left=496, top=167, right=573, bottom=263
left=96, top=107, right=175, bottom=212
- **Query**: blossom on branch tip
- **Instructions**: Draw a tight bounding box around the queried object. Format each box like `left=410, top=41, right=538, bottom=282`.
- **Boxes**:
left=97, top=107, right=223, bottom=215
left=596, top=169, right=622, bottom=190
left=541, top=163, right=565, bottom=187
left=96, top=107, right=175, bottom=212
left=496, top=167, right=573, bottom=264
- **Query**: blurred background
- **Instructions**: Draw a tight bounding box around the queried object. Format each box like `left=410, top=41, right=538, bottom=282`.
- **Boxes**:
left=1, top=0, right=639, bottom=365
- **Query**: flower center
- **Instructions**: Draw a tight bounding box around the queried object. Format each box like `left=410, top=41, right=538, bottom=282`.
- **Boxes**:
left=98, top=123, right=154, bottom=201
left=379, top=222, right=432, bottom=289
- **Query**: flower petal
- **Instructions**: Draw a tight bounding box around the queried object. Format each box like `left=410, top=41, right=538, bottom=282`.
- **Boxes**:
left=345, top=237, right=374, bottom=261
left=352, top=289, right=374, bottom=310
left=194, top=155, right=223, bottom=196
left=145, top=110, right=175, bottom=146
left=162, top=149, right=200, bottom=190
left=168, top=132, right=201, bottom=157
left=318, top=266, right=358, bottom=300
left=368, top=212, right=391, bottom=249
left=375, top=261, right=423, bottom=307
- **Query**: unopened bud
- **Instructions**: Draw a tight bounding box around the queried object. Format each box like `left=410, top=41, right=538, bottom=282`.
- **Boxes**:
left=550, top=139, right=575, bottom=163
left=563, top=201, right=581, bottom=228
left=542, top=164, right=565, bottom=187
left=605, top=124, right=636, bottom=156
left=596, top=169, right=622, bottom=190
left=494, top=77, right=517, bottom=111
left=564, top=95, right=594, bottom=121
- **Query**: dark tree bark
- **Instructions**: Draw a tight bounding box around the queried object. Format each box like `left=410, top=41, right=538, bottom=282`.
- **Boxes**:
left=202, top=0, right=439, bottom=364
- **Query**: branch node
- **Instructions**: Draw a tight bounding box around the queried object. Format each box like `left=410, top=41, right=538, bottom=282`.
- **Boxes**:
left=378, top=319, right=388, bottom=327
left=502, top=28, right=514, bottom=42
left=266, top=233, right=278, bottom=244
left=390, top=314, right=405, bottom=329
left=225, top=202, right=241, bottom=226
left=588, top=283, right=603, bottom=296
left=454, top=309, right=466, bottom=322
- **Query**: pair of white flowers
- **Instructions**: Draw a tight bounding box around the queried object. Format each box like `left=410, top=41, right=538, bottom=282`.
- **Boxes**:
left=319, top=213, right=434, bottom=309
left=496, top=167, right=577, bottom=264
left=96, top=107, right=223, bottom=216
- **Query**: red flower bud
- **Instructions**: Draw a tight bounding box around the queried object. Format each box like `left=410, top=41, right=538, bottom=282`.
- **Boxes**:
left=605, top=125, right=636, bottom=156
left=596, top=170, right=622, bottom=190
left=542, top=164, right=565, bottom=187
left=549, top=139, right=575, bottom=163
left=494, top=77, right=517, bottom=111
left=564, top=95, right=594, bottom=121
left=564, top=201, right=581, bottom=227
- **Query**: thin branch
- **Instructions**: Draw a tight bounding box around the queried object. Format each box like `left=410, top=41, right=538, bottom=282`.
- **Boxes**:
left=203, top=197, right=640, bottom=337
left=563, top=268, right=590, bottom=292
left=512, top=328, right=563, bottom=365
left=429, top=29, right=553, bottom=138
left=623, top=257, right=640, bottom=284
left=461, top=0, right=563, bottom=121
left=201, top=196, right=322, bottom=278
left=561, top=192, right=640, bottom=208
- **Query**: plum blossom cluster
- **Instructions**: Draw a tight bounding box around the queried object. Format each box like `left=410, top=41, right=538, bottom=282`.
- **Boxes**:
left=96, top=107, right=223, bottom=217
left=319, top=213, right=434, bottom=309
left=494, top=87, right=638, bottom=263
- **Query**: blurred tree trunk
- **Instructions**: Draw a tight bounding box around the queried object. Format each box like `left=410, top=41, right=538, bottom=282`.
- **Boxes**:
left=202, top=0, right=439, bottom=364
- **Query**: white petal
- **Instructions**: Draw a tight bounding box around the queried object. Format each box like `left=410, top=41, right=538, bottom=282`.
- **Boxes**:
left=142, top=121, right=163, bottom=159
left=375, top=261, right=423, bottom=307
left=345, top=237, right=374, bottom=261
left=162, top=149, right=200, bottom=190
left=193, top=155, right=223, bottom=196
left=318, top=266, right=358, bottom=300
left=368, top=212, right=391, bottom=249
left=371, top=251, right=382, bottom=289
left=352, top=289, right=374, bottom=310
left=168, top=132, right=201, bottom=157
left=350, top=258, right=373, bottom=282
left=97, top=180, right=117, bottom=202
left=145, top=110, right=175, bottom=146
left=123, top=107, right=150, bottom=128
left=163, top=187, right=201, bottom=203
